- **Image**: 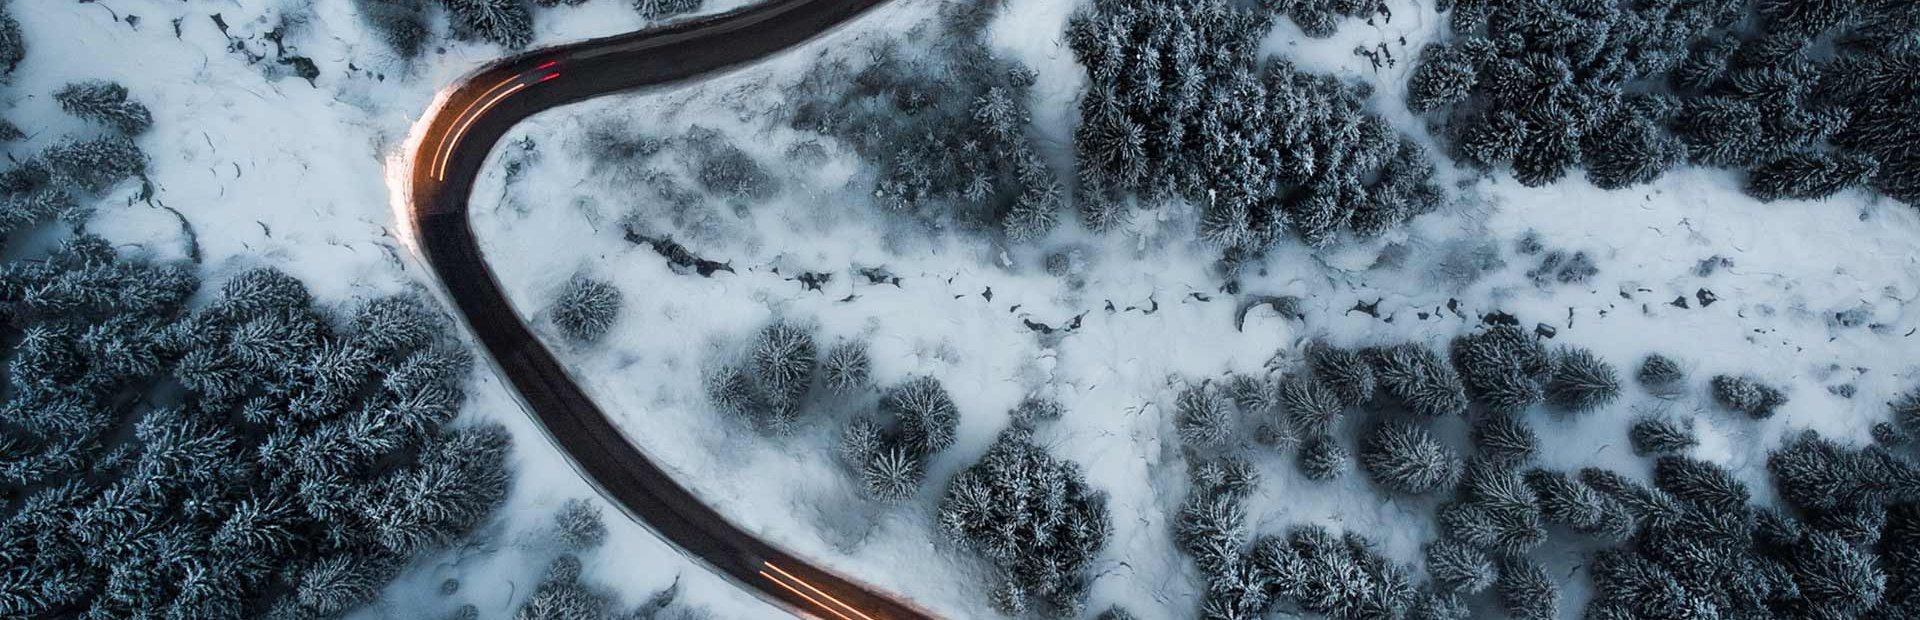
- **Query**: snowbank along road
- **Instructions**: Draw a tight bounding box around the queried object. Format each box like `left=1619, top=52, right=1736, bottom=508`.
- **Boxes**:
left=396, top=0, right=933, bottom=618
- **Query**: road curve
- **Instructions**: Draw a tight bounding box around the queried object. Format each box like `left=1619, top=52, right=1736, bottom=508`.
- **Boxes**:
left=395, top=2, right=933, bottom=619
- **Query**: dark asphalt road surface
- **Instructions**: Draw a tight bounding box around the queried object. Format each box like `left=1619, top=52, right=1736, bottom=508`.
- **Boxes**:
left=401, top=1, right=932, bottom=618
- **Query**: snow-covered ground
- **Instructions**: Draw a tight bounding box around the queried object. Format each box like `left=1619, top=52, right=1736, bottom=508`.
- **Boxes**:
left=466, top=0, right=1920, bottom=618
left=22, top=0, right=777, bottom=618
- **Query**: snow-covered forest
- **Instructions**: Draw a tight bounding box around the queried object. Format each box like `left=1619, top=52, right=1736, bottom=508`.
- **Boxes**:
left=13, top=0, right=1920, bottom=618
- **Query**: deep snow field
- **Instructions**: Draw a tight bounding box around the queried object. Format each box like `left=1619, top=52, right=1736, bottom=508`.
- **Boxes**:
left=34, top=0, right=1920, bottom=618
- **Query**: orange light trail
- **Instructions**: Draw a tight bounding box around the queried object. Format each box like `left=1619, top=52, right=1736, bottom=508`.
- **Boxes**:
left=764, top=561, right=879, bottom=620
left=432, top=74, right=522, bottom=180
left=760, top=570, right=856, bottom=620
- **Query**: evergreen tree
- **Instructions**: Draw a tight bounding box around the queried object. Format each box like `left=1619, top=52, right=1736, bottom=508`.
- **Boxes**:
left=551, top=275, right=622, bottom=344
left=1896, top=387, right=1920, bottom=435
left=354, top=0, right=432, bottom=58
left=1423, top=539, right=1495, bottom=594
left=750, top=321, right=816, bottom=400
left=1630, top=415, right=1697, bottom=456
left=444, top=0, right=534, bottom=49
left=551, top=498, right=606, bottom=551
left=838, top=417, right=882, bottom=470
left=633, top=0, right=703, bottom=20
left=515, top=555, right=616, bottom=620
left=1636, top=353, right=1685, bottom=394
left=1407, top=43, right=1481, bottom=113
left=54, top=81, right=153, bottom=135
left=1544, top=346, right=1620, bottom=413
left=1010, top=396, right=1065, bottom=428
left=1191, top=456, right=1261, bottom=500
left=1526, top=468, right=1633, bottom=541
left=43, top=135, right=147, bottom=193
left=1711, top=374, right=1787, bottom=419
left=1496, top=559, right=1559, bottom=620
left=862, top=445, right=922, bottom=502
left=0, top=3, right=21, bottom=75
left=1370, top=343, right=1469, bottom=417
left=1790, top=530, right=1885, bottom=615
left=1361, top=422, right=1461, bottom=494
left=1308, top=341, right=1376, bottom=407
left=1471, top=413, right=1538, bottom=466
left=1278, top=375, right=1344, bottom=436
left=821, top=340, right=870, bottom=393
left=1298, top=435, right=1349, bottom=481
left=1176, top=383, right=1235, bottom=448
left=939, top=428, right=1110, bottom=614
left=883, top=376, right=959, bottom=455
left=1450, top=324, right=1550, bottom=413
left=1654, top=455, right=1750, bottom=512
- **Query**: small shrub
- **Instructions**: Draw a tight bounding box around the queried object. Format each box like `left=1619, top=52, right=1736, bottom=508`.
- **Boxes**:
left=1711, top=374, right=1787, bottom=419
left=1010, top=396, right=1064, bottom=427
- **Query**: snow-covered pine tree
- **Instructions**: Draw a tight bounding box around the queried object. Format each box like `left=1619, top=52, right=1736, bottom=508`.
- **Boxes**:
left=550, top=275, right=621, bottom=344
left=54, top=81, right=152, bottom=135
left=838, top=417, right=881, bottom=470
left=444, top=0, right=534, bottom=49
left=1298, top=434, right=1349, bottom=481
left=1545, top=346, right=1621, bottom=413
left=883, top=375, right=958, bottom=455
left=862, top=446, right=922, bottom=502
left=750, top=321, right=816, bottom=400
left=1308, top=340, right=1376, bottom=407
left=1360, top=422, right=1461, bottom=494
left=1471, top=413, right=1538, bottom=466
left=551, top=498, right=606, bottom=551
left=1278, top=375, right=1343, bottom=436
left=1653, top=455, right=1750, bottom=512
left=1636, top=353, right=1685, bottom=394
left=1526, top=468, right=1633, bottom=541
left=1176, top=383, right=1235, bottom=448
left=1711, top=374, right=1787, bottom=418
left=1630, top=415, right=1697, bottom=456
left=1496, top=559, right=1559, bottom=620
left=1896, top=386, right=1920, bottom=435
left=1450, top=324, right=1551, bottom=413
left=1406, top=43, right=1481, bottom=113
left=633, top=0, right=702, bottom=20
left=1423, top=539, right=1495, bottom=594
left=43, top=135, right=146, bottom=193
left=1191, top=455, right=1260, bottom=500
left=0, top=3, right=19, bottom=75
left=354, top=0, right=431, bottom=58
left=1371, top=343, right=1468, bottom=417
left=821, top=340, right=870, bottom=393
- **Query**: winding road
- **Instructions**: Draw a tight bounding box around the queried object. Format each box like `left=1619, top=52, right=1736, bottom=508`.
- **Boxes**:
left=395, top=1, right=932, bottom=618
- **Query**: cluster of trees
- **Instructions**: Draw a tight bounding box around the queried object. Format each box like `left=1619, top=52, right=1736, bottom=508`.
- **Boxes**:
left=786, top=2, right=1064, bottom=242
left=1409, top=0, right=1920, bottom=205
left=706, top=322, right=824, bottom=435
left=1066, top=0, right=1443, bottom=248
left=1259, top=0, right=1385, bottom=39
left=938, top=425, right=1112, bottom=616
left=0, top=261, right=514, bottom=618
left=473, top=499, right=711, bottom=620
left=356, top=0, right=706, bottom=56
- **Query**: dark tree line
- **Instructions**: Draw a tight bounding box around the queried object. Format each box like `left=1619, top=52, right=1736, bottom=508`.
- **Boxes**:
left=1409, top=0, right=1920, bottom=205
left=1067, top=0, right=1443, bottom=248
left=786, top=2, right=1064, bottom=242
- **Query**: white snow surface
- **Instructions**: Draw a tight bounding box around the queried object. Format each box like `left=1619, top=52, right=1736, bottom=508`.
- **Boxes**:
left=36, top=0, right=1920, bottom=618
